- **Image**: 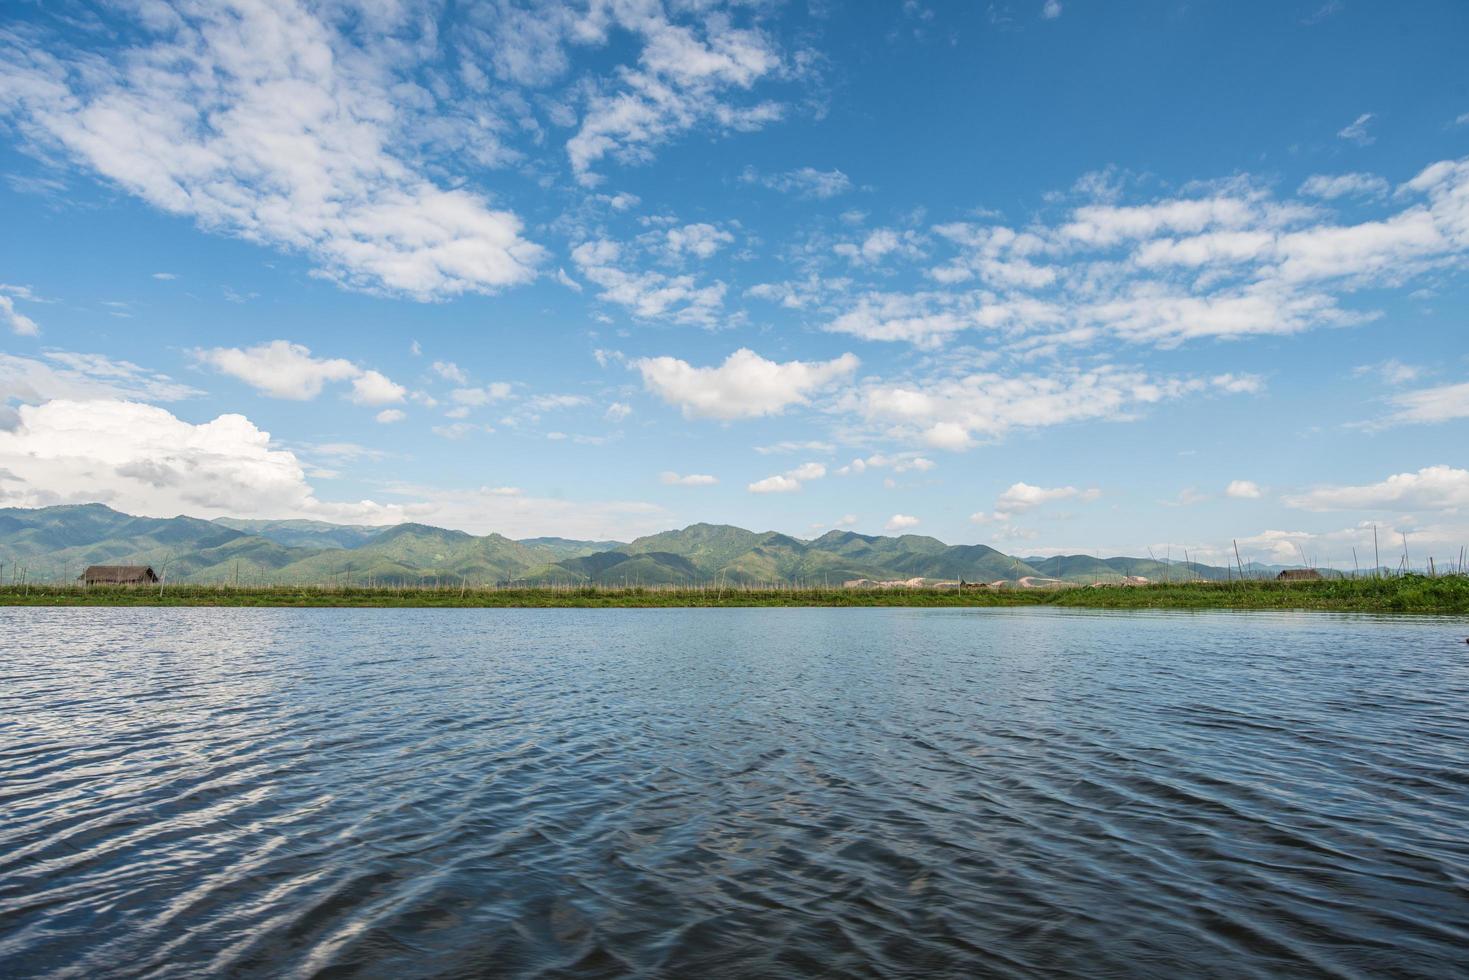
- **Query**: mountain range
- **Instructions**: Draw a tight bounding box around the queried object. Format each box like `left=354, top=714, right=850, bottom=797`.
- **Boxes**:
left=0, top=503, right=1288, bottom=586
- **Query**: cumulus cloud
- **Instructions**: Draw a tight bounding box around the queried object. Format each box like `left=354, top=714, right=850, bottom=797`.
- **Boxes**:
left=2, top=351, right=201, bottom=407
left=971, top=481, right=1100, bottom=523
left=375, top=408, right=406, bottom=424
left=1285, top=465, right=1469, bottom=512
left=740, top=166, right=853, bottom=199
left=451, top=383, right=514, bottom=406
left=835, top=453, right=935, bottom=476
left=852, top=365, right=1252, bottom=449
left=0, top=2, right=545, bottom=299
left=0, top=293, right=39, bottom=336
left=660, top=471, right=717, bottom=486
left=998, top=481, right=1100, bottom=513
left=572, top=238, right=727, bottom=326
left=748, top=460, right=826, bottom=493
left=432, top=361, right=469, bottom=385
left=664, top=223, right=735, bottom=259
left=1371, top=379, right=1469, bottom=426
left=0, top=397, right=673, bottom=537
left=567, top=15, right=790, bottom=184
left=749, top=474, right=801, bottom=493
left=635, top=348, right=859, bottom=419
left=822, top=155, right=1469, bottom=352
left=196, top=340, right=402, bottom=406
left=1299, top=172, right=1390, bottom=200
left=834, top=228, right=924, bottom=266
left=350, top=371, right=407, bottom=406
left=1226, top=480, right=1263, bottom=499
left=0, top=399, right=399, bottom=519
left=605, top=402, right=633, bottom=422
left=885, top=514, right=920, bottom=531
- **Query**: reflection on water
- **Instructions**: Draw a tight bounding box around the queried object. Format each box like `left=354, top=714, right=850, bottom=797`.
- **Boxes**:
left=2, top=607, right=1468, bottom=977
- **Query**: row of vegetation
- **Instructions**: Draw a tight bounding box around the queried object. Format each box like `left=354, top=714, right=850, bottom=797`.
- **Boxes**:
left=3, top=575, right=1467, bottom=613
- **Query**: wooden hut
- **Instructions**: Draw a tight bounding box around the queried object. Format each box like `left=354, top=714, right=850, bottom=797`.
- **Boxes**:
left=1276, top=568, right=1322, bottom=582
left=80, top=565, right=159, bottom=585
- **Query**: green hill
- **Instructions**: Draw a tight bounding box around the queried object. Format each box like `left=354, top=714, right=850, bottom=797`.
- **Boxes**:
left=0, top=504, right=1265, bottom=587
left=212, top=517, right=388, bottom=550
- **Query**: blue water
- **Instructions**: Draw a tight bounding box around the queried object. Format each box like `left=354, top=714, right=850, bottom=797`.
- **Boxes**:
left=2, top=607, right=1468, bottom=978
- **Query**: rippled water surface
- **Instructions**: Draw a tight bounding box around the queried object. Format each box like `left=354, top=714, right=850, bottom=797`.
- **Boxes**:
left=3, top=608, right=1469, bottom=978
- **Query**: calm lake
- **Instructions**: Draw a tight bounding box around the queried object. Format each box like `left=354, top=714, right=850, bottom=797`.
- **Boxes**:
left=2, top=607, right=1468, bottom=978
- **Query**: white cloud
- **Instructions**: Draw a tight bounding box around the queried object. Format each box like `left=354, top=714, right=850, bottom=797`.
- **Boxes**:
left=787, top=461, right=826, bottom=481
left=1338, top=113, right=1376, bottom=146
left=1299, top=173, right=1390, bottom=200
left=567, top=17, right=788, bottom=184
left=660, top=471, right=717, bottom=486
left=823, top=155, right=1469, bottom=353
left=1042, top=1, right=1063, bottom=19
left=350, top=370, right=407, bottom=406
left=451, top=383, right=514, bottom=406
left=972, top=481, right=1100, bottom=523
left=835, top=452, right=935, bottom=475
left=556, top=268, right=583, bottom=292
left=571, top=238, right=727, bottom=326
left=525, top=394, right=589, bottom=411
left=885, top=514, right=920, bottom=531
left=432, top=361, right=469, bottom=384
left=853, top=365, right=1247, bottom=449
left=151, top=272, right=177, bottom=281
left=197, top=340, right=403, bottom=407
left=997, top=482, right=1101, bottom=513
left=665, top=223, right=735, bottom=259
left=834, top=228, right=923, bottom=265
left=375, top=408, right=406, bottom=424
left=635, top=348, right=859, bottom=420
left=0, top=2, right=544, bottom=299
left=0, top=399, right=398, bottom=520
left=197, top=341, right=355, bottom=400
left=605, top=401, right=633, bottom=422
left=1225, top=480, right=1263, bottom=499
left=2, top=351, right=201, bottom=408
left=0, top=396, right=674, bottom=538
left=749, top=474, right=802, bottom=493
left=748, top=460, right=826, bottom=493
left=740, top=166, right=852, bottom=199
left=1372, top=380, right=1469, bottom=426
left=0, top=294, right=39, bottom=336
left=1353, top=360, right=1422, bottom=385
left=1285, top=465, right=1469, bottom=512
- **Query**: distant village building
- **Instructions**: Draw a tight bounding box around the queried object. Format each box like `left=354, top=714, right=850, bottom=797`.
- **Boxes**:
left=842, top=577, right=930, bottom=589
left=1276, top=568, right=1322, bottom=582
left=80, top=565, right=159, bottom=585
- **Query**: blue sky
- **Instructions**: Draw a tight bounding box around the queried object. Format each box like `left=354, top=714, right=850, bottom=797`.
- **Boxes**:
left=2, top=0, right=1468, bottom=567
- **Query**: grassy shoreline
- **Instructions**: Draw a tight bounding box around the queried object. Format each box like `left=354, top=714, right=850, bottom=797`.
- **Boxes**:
left=2, top=577, right=1467, bottom=613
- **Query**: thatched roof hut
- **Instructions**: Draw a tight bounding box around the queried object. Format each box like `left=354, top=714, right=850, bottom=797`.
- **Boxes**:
left=80, top=565, right=159, bottom=585
left=1276, top=568, right=1322, bottom=582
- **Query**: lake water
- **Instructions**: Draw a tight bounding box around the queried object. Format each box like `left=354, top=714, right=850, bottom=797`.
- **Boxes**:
left=2, top=607, right=1468, bottom=978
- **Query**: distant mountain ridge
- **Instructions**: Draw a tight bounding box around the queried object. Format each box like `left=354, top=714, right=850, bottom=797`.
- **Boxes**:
left=0, top=504, right=1298, bottom=586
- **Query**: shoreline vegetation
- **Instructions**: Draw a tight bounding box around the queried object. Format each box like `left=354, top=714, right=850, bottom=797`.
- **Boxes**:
left=3, top=576, right=1468, bottom=613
